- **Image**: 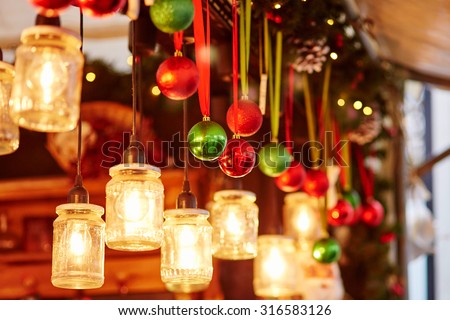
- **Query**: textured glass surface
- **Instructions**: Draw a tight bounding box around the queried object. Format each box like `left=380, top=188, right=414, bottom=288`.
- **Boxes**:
left=0, top=62, right=18, bottom=155
left=51, top=203, right=105, bottom=289
left=211, top=190, right=259, bottom=260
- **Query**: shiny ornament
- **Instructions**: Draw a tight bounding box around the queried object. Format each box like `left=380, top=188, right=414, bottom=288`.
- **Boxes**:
left=150, top=0, right=194, bottom=33
left=226, top=98, right=263, bottom=137
left=156, top=56, right=199, bottom=100
left=342, top=189, right=361, bottom=209
left=348, top=205, right=362, bottom=225
left=257, top=142, right=292, bottom=177
left=302, top=169, right=329, bottom=197
left=218, top=138, right=256, bottom=178
left=360, top=198, right=384, bottom=227
left=29, top=0, right=73, bottom=17
left=327, top=199, right=355, bottom=227
left=312, top=237, right=341, bottom=263
left=274, top=160, right=306, bottom=192
left=78, top=0, right=127, bottom=17
left=188, top=119, right=227, bottom=161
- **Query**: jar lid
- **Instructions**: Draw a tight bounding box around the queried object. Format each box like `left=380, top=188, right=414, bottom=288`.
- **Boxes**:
left=109, top=163, right=161, bottom=176
left=56, top=203, right=105, bottom=215
left=283, top=191, right=311, bottom=203
left=164, top=208, right=209, bottom=217
left=213, top=189, right=256, bottom=202
left=21, top=25, right=81, bottom=48
left=0, top=61, right=14, bottom=80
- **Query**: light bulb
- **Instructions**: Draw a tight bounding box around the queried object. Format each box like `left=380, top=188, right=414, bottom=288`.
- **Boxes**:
left=176, top=225, right=200, bottom=269
left=69, top=229, right=87, bottom=257
left=115, top=188, right=150, bottom=222
left=26, top=52, right=68, bottom=104
left=295, top=205, right=313, bottom=233
left=263, top=247, right=286, bottom=281
left=224, top=211, right=244, bottom=238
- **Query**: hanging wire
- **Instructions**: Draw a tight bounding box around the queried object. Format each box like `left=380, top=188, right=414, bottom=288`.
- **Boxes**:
left=67, top=7, right=88, bottom=203
left=131, top=20, right=137, bottom=139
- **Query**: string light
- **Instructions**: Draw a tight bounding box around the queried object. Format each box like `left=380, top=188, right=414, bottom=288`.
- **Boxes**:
left=337, top=98, right=345, bottom=107
left=330, top=52, right=338, bottom=60
left=273, top=2, right=282, bottom=9
left=85, top=72, right=96, bottom=82
left=353, top=100, right=363, bottom=110
left=327, top=19, right=334, bottom=26
left=363, top=106, right=373, bottom=116
left=151, top=85, right=161, bottom=96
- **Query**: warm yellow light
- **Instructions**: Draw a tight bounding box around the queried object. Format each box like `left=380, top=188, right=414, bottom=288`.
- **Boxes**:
left=363, top=106, right=373, bottom=116
left=127, top=55, right=133, bottom=66
left=353, top=100, right=363, bottom=110
left=224, top=211, right=244, bottom=238
left=295, top=206, right=313, bottom=233
left=121, top=189, right=150, bottom=222
left=337, top=98, right=345, bottom=107
left=69, top=230, right=86, bottom=256
left=273, top=2, right=282, bottom=9
left=85, top=72, right=96, bottom=82
left=151, top=85, right=161, bottom=96
left=263, top=247, right=286, bottom=281
left=330, top=52, right=338, bottom=60
left=327, top=19, right=335, bottom=26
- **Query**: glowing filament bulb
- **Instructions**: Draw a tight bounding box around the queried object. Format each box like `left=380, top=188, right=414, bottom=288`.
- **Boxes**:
left=118, top=189, right=149, bottom=222
left=295, top=206, right=312, bottom=233
left=263, top=247, right=286, bottom=281
left=225, top=211, right=244, bottom=238
left=176, top=226, right=199, bottom=269
left=69, top=230, right=86, bottom=256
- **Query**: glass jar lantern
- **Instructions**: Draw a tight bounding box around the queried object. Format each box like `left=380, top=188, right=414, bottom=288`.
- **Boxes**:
left=210, top=190, right=258, bottom=260
left=9, top=25, right=84, bottom=132
left=283, top=192, right=321, bottom=248
left=253, top=235, right=299, bottom=298
left=161, top=208, right=213, bottom=293
left=51, top=203, right=105, bottom=289
left=105, top=163, right=164, bottom=251
left=0, top=61, right=19, bottom=155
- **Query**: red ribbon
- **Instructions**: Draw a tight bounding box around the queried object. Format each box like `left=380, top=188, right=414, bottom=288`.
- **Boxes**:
left=173, top=31, right=184, bottom=53
left=354, top=144, right=374, bottom=199
left=285, top=65, right=294, bottom=154
left=232, top=0, right=239, bottom=134
left=193, top=0, right=211, bottom=117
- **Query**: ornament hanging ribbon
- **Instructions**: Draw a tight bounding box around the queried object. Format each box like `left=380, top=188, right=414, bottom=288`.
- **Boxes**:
left=239, top=0, right=252, bottom=98
left=173, top=31, right=184, bottom=54
left=193, top=0, right=211, bottom=118
left=302, top=72, right=319, bottom=165
left=285, top=64, right=295, bottom=154
left=231, top=0, right=239, bottom=135
left=264, top=17, right=283, bottom=142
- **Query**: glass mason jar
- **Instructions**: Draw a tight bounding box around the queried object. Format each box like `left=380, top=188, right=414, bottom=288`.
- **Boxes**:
left=253, top=235, right=299, bottom=298
left=9, top=25, right=84, bottom=132
left=283, top=192, right=322, bottom=248
left=51, top=203, right=105, bottom=289
left=0, top=61, right=19, bottom=155
left=105, top=163, right=164, bottom=251
left=210, top=190, right=258, bottom=260
left=161, top=208, right=213, bottom=293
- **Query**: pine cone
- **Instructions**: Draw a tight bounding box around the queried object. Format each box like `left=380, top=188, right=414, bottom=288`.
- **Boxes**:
left=348, top=112, right=382, bottom=145
left=291, top=38, right=330, bottom=74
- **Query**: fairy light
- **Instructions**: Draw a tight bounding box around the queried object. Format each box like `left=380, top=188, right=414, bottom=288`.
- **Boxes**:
left=327, top=19, right=334, bottom=26
left=330, top=52, right=338, bottom=60
left=85, top=72, right=96, bottom=82
left=151, top=85, right=161, bottom=96
left=273, top=2, right=282, bottom=9
left=363, top=106, right=373, bottom=116
left=353, top=100, right=363, bottom=110
left=337, top=98, right=345, bottom=107
left=127, top=55, right=133, bottom=66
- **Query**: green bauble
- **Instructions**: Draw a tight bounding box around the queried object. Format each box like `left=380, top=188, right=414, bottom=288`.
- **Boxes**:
left=312, top=237, right=341, bottom=263
left=188, top=119, right=227, bottom=161
left=343, top=189, right=361, bottom=209
left=257, top=142, right=292, bottom=177
left=149, top=0, right=194, bottom=34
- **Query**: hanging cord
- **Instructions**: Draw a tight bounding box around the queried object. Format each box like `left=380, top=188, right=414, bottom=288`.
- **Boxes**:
left=177, top=44, right=197, bottom=209
left=67, top=7, right=88, bottom=203
left=124, top=19, right=145, bottom=164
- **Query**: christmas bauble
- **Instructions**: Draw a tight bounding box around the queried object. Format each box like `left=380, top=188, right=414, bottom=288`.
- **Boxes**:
left=218, top=138, right=256, bottom=178
left=149, top=0, right=194, bottom=33
left=29, top=0, right=73, bottom=16
left=302, top=169, right=329, bottom=197
left=360, top=198, right=385, bottom=227
left=312, top=237, right=341, bottom=263
left=188, top=119, right=227, bottom=161
left=226, top=98, right=263, bottom=137
left=257, top=142, right=292, bottom=177
left=342, top=189, right=361, bottom=209
left=348, top=205, right=363, bottom=225
left=274, top=160, right=306, bottom=192
left=156, top=56, right=199, bottom=100
left=78, top=0, right=127, bottom=17
left=327, top=199, right=355, bottom=227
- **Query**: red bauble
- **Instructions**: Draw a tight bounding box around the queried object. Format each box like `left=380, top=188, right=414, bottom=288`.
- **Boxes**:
left=29, top=0, right=73, bottom=16
left=274, top=160, right=306, bottom=192
left=156, top=56, right=199, bottom=100
left=302, top=169, right=329, bottom=197
left=360, top=198, right=385, bottom=227
left=226, top=99, right=263, bottom=137
left=218, top=138, right=256, bottom=178
left=348, top=205, right=363, bottom=225
left=78, top=0, right=127, bottom=17
left=327, top=199, right=355, bottom=226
